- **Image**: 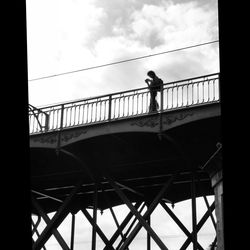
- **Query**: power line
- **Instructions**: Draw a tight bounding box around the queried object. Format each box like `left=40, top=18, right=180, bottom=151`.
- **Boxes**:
left=28, top=40, right=219, bottom=82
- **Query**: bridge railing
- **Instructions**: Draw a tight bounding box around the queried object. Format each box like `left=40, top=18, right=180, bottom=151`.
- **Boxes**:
left=29, top=73, right=219, bottom=134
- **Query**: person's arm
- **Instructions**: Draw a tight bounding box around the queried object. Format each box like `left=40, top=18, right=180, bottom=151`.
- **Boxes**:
left=145, top=78, right=152, bottom=88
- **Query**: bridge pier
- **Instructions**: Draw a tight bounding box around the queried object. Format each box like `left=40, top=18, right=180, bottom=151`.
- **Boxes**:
left=202, top=143, right=223, bottom=250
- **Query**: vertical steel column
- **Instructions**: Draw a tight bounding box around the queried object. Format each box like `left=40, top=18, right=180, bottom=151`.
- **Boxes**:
left=147, top=204, right=151, bottom=250
left=70, top=213, right=75, bottom=250
left=92, top=185, right=98, bottom=250
left=191, top=172, right=197, bottom=250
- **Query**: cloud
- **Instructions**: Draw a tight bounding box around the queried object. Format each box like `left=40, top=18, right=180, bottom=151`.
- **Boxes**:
left=27, top=0, right=219, bottom=107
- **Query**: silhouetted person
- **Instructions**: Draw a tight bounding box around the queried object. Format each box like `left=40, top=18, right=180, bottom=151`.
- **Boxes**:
left=145, top=70, right=163, bottom=112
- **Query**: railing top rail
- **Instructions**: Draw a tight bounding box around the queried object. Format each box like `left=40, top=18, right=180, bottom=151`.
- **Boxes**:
left=32, top=73, right=219, bottom=110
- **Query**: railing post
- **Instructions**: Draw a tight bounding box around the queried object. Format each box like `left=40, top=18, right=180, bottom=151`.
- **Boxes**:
left=44, top=113, right=49, bottom=132
left=56, top=104, right=64, bottom=154
left=108, top=95, right=112, bottom=121
left=158, top=85, right=164, bottom=139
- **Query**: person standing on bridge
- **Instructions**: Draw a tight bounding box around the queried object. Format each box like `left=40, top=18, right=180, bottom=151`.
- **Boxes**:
left=145, top=70, right=163, bottom=112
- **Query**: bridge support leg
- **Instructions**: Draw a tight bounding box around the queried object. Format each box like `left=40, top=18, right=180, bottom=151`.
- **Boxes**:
left=179, top=201, right=215, bottom=250
left=160, top=201, right=204, bottom=250
left=92, top=185, right=98, bottom=250
left=191, top=172, right=197, bottom=250
left=70, top=213, right=75, bottom=250
left=105, top=173, right=178, bottom=250
left=202, top=143, right=223, bottom=250
left=32, top=179, right=85, bottom=250
left=31, top=195, right=70, bottom=250
left=111, top=202, right=146, bottom=250
left=81, top=208, right=115, bottom=249
left=146, top=204, right=151, bottom=250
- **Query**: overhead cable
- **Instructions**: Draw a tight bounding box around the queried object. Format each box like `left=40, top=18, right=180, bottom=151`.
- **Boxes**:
left=28, top=40, right=219, bottom=82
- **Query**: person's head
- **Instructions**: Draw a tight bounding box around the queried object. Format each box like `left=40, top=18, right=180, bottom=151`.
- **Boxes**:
left=147, top=70, right=156, bottom=78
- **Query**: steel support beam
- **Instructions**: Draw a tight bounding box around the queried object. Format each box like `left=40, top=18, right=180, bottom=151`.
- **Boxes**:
left=203, top=196, right=217, bottom=230
left=103, top=201, right=143, bottom=250
left=160, top=201, right=204, bottom=250
left=31, top=195, right=70, bottom=250
left=81, top=208, right=115, bottom=250
left=32, top=179, right=85, bottom=250
left=179, top=201, right=215, bottom=250
left=191, top=172, right=197, bottom=250
left=92, top=185, right=98, bottom=250
left=70, top=213, right=75, bottom=250
left=107, top=176, right=168, bottom=250
left=106, top=173, right=178, bottom=250
left=32, top=216, right=41, bottom=236
left=31, top=218, right=47, bottom=250
left=147, top=204, right=151, bottom=250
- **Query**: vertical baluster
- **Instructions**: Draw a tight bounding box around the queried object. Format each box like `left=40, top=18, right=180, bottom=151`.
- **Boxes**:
left=197, top=82, right=200, bottom=104
left=181, top=85, right=184, bottom=107
left=202, top=81, right=205, bottom=103
left=127, top=96, right=130, bottom=117
left=56, top=109, right=59, bottom=129
left=95, top=101, right=98, bottom=122
left=86, top=102, right=89, bottom=123
left=176, top=86, right=179, bottom=108
left=207, top=80, right=210, bottom=102
left=77, top=105, right=81, bottom=125
left=191, top=83, right=194, bottom=105
left=171, top=87, right=174, bottom=109
left=136, top=93, right=139, bottom=114
left=117, top=97, right=120, bottom=118
left=99, top=100, right=101, bottom=121
left=90, top=103, right=94, bottom=123
left=82, top=104, right=85, bottom=124
left=132, top=94, right=135, bottom=115
left=121, top=96, right=124, bottom=118
left=165, top=87, right=169, bottom=109
left=73, top=105, right=77, bottom=126
left=108, top=95, right=112, bottom=121
left=145, top=92, right=148, bottom=113
left=104, top=100, right=107, bottom=120
left=69, top=106, right=73, bottom=126
left=60, top=104, right=65, bottom=130
left=213, top=79, right=216, bottom=101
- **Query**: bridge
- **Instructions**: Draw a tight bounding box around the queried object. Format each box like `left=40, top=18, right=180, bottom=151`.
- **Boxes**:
left=30, top=73, right=223, bottom=250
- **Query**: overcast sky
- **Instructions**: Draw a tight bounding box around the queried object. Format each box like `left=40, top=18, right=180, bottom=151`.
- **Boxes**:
left=27, top=1, right=219, bottom=249
left=26, top=0, right=219, bottom=107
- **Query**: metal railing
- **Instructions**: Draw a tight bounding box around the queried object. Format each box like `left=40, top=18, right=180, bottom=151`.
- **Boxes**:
left=29, top=73, right=220, bottom=134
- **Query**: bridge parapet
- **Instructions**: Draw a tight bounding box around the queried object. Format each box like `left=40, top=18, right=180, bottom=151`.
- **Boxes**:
left=29, top=73, right=219, bottom=134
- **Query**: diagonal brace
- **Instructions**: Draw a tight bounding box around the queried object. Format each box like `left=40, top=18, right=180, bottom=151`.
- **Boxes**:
left=31, top=195, right=70, bottom=250
left=81, top=208, right=115, bottom=250
left=179, top=201, right=215, bottom=250
left=32, top=179, right=85, bottom=250
left=106, top=173, right=178, bottom=250
left=160, top=201, right=204, bottom=250
left=118, top=173, right=178, bottom=250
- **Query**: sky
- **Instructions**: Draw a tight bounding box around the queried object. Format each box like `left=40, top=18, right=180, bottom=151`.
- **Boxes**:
left=26, top=0, right=219, bottom=107
left=27, top=0, right=219, bottom=249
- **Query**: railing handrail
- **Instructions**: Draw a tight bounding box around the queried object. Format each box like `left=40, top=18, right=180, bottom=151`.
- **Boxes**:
left=29, top=72, right=220, bottom=134
left=32, top=73, right=219, bottom=110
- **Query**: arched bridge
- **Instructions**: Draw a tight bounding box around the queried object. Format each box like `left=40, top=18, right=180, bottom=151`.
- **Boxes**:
left=30, top=72, right=221, bottom=212
left=30, top=73, right=221, bottom=250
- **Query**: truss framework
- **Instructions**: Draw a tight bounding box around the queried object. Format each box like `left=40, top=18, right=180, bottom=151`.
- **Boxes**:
left=32, top=172, right=216, bottom=250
